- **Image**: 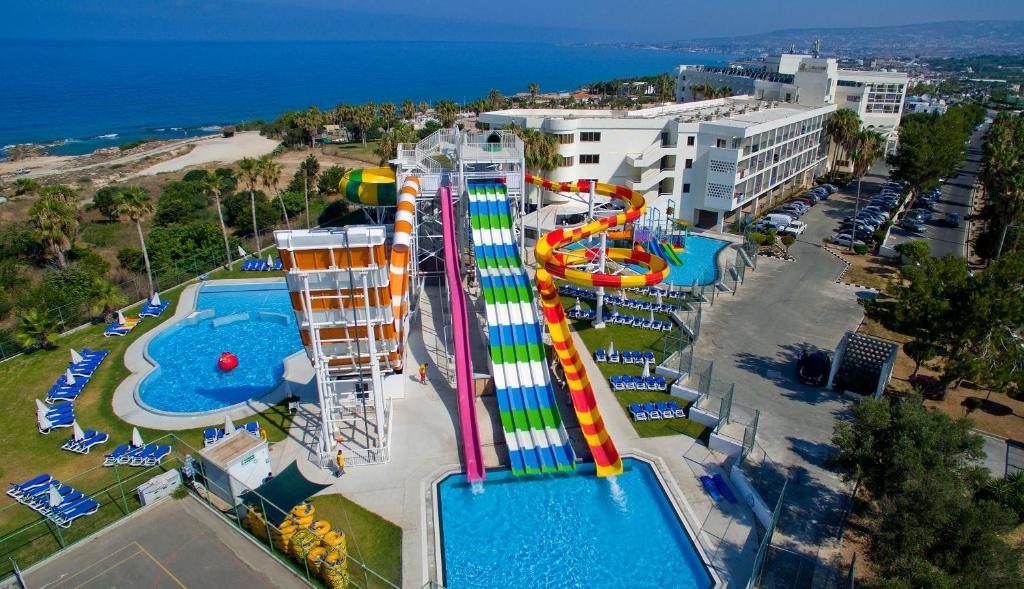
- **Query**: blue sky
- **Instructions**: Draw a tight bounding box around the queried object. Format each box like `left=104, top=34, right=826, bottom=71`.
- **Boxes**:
left=3, top=0, right=1022, bottom=42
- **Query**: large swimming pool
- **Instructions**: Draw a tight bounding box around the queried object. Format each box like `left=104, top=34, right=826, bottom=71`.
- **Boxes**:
left=664, top=235, right=729, bottom=286
left=138, top=283, right=303, bottom=413
left=438, top=459, right=714, bottom=589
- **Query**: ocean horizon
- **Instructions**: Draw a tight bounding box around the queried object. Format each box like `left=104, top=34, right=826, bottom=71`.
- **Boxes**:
left=0, top=40, right=731, bottom=157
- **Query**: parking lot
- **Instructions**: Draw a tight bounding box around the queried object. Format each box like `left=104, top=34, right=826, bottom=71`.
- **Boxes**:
left=24, top=497, right=307, bottom=589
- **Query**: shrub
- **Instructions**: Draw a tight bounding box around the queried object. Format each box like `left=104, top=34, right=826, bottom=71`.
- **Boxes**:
left=117, top=248, right=146, bottom=273
left=318, top=166, right=346, bottom=195
left=89, top=185, right=124, bottom=221
left=896, top=240, right=930, bottom=265
left=780, top=234, right=796, bottom=254
left=871, top=229, right=887, bottom=244
left=909, top=374, right=945, bottom=400
left=67, top=245, right=110, bottom=277
left=853, top=243, right=869, bottom=255
left=118, top=139, right=153, bottom=151
left=154, top=181, right=208, bottom=226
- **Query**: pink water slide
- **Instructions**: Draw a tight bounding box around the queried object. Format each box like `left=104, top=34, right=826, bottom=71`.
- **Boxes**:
left=439, top=184, right=486, bottom=482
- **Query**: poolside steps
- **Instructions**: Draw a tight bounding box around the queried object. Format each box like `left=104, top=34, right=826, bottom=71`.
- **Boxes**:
left=468, top=180, right=576, bottom=476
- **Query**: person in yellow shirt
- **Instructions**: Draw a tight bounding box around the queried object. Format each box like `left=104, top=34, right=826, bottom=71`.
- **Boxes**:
left=335, top=449, right=345, bottom=478
left=419, top=362, right=428, bottom=385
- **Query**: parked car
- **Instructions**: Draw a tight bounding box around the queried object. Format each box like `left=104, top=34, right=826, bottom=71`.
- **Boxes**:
left=810, top=187, right=829, bottom=198
left=906, top=209, right=932, bottom=221
left=832, top=234, right=866, bottom=247
left=943, top=212, right=961, bottom=227
left=900, top=218, right=927, bottom=233
left=775, top=207, right=804, bottom=219
left=779, top=221, right=807, bottom=236
left=764, top=213, right=794, bottom=229
left=914, top=199, right=937, bottom=211
left=821, top=184, right=838, bottom=194
left=797, top=349, right=832, bottom=386
left=840, top=220, right=874, bottom=232
left=787, top=201, right=810, bottom=212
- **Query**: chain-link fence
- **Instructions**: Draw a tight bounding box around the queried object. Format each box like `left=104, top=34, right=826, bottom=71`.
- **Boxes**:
left=0, top=433, right=401, bottom=589
left=0, top=227, right=282, bottom=362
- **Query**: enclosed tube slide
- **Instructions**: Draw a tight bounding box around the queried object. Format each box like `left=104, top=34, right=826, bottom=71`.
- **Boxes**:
left=527, top=176, right=670, bottom=477
left=339, top=168, right=398, bottom=206
left=387, top=177, right=418, bottom=370
left=440, top=184, right=486, bottom=482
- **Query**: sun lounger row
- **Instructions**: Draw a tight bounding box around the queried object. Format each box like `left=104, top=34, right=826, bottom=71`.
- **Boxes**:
left=66, top=349, right=109, bottom=378
left=103, top=315, right=143, bottom=337
left=610, top=375, right=668, bottom=391
left=700, top=473, right=738, bottom=503
left=626, top=286, right=682, bottom=299
left=6, top=474, right=99, bottom=528
left=629, top=401, right=686, bottom=421
left=241, top=257, right=283, bottom=272
left=595, top=349, right=656, bottom=364
left=203, top=422, right=260, bottom=446
left=102, top=443, right=171, bottom=467
left=38, top=402, right=75, bottom=434
left=558, top=285, right=681, bottom=313
left=566, top=308, right=597, bottom=321
left=607, top=315, right=673, bottom=331
left=47, top=371, right=91, bottom=404
left=61, top=429, right=109, bottom=454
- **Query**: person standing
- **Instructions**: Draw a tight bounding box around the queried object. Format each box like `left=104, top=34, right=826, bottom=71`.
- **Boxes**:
left=419, top=362, right=428, bottom=385
left=335, top=449, right=345, bottom=478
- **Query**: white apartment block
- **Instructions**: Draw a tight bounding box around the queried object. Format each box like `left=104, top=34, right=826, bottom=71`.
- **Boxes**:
left=677, top=54, right=908, bottom=153
left=479, top=96, right=835, bottom=230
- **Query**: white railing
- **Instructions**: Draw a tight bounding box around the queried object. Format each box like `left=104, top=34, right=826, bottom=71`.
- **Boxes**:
left=626, top=140, right=666, bottom=168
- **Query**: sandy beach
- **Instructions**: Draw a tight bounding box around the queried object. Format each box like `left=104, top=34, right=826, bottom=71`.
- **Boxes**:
left=131, top=132, right=280, bottom=176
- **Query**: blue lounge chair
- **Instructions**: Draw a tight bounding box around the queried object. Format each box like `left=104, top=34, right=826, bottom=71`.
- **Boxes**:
left=81, top=349, right=109, bottom=360
left=139, top=301, right=170, bottom=317
left=609, top=376, right=625, bottom=391
left=712, top=474, right=738, bottom=503
left=203, top=427, right=219, bottom=446
left=103, top=445, right=133, bottom=466
left=656, top=402, right=674, bottom=418
left=64, top=431, right=108, bottom=454
left=39, top=413, right=75, bottom=434
left=594, top=349, right=607, bottom=362
left=128, top=445, right=158, bottom=466
left=243, top=422, right=260, bottom=434
left=145, top=445, right=171, bottom=466
left=8, top=474, right=51, bottom=500
left=116, top=445, right=148, bottom=465
left=700, top=476, right=724, bottom=501
left=273, top=258, right=283, bottom=271
left=629, top=404, right=647, bottom=421
left=103, top=323, right=132, bottom=337
left=643, top=351, right=656, bottom=364
left=56, top=499, right=100, bottom=528
left=668, top=400, right=686, bottom=417
left=643, top=402, right=661, bottom=420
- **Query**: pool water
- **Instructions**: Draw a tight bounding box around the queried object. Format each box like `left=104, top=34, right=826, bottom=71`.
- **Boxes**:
left=138, top=283, right=303, bottom=413
left=663, top=235, right=728, bottom=286
left=438, top=459, right=714, bottom=589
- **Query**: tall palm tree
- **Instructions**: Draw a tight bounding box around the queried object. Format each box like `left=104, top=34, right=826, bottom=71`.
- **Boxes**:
left=417, top=100, right=429, bottom=115
left=487, top=88, right=503, bottom=109
left=401, top=99, right=416, bottom=121
left=354, top=102, right=376, bottom=148
left=297, top=106, right=323, bottom=148
left=379, top=102, right=396, bottom=131
left=15, top=308, right=60, bottom=349
left=115, top=186, right=156, bottom=294
left=258, top=157, right=288, bottom=230
left=528, top=83, right=539, bottom=103
left=39, top=184, right=78, bottom=206
left=981, top=113, right=1024, bottom=258
left=848, top=129, right=884, bottom=252
left=435, top=100, right=457, bottom=127
left=656, top=73, right=673, bottom=101
left=237, top=157, right=263, bottom=250
left=29, top=195, right=77, bottom=268
left=200, top=170, right=233, bottom=269
left=298, top=154, right=320, bottom=229
left=374, top=125, right=417, bottom=166
left=88, top=277, right=126, bottom=323
left=825, top=108, right=862, bottom=175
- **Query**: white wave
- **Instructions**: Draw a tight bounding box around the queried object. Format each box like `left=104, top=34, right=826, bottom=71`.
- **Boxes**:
left=95, top=133, right=118, bottom=139
left=199, top=125, right=223, bottom=132
left=170, top=127, right=183, bottom=131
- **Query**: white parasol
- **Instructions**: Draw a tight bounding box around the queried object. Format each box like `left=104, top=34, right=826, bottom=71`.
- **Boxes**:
left=237, top=245, right=248, bottom=258
left=64, top=369, right=76, bottom=386
left=70, top=348, right=84, bottom=365
left=607, top=340, right=615, bottom=356
left=72, top=422, right=85, bottom=441
left=151, top=292, right=162, bottom=306
left=48, top=485, right=63, bottom=507
left=131, top=427, right=144, bottom=447
left=223, top=415, right=236, bottom=435
left=641, top=362, right=651, bottom=378
left=117, top=310, right=127, bottom=325
left=37, top=412, right=53, bottom=432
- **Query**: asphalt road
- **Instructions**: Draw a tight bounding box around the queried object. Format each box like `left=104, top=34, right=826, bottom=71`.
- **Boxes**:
left=886, top=122, right=988, bottom=258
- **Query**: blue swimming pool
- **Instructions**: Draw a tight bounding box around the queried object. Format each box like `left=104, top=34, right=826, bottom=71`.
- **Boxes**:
left=663, top=235, right=729, bottom=286
left=438, top=459, right=714, bottom=589
left=138, top=283, right=304, bottom=413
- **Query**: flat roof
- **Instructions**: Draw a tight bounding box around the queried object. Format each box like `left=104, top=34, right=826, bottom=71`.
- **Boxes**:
left=838, top=69, right=909, bottom=82
left=200, top=431, right=264, bottom=467
left=484, top=97, right=830, bottom=128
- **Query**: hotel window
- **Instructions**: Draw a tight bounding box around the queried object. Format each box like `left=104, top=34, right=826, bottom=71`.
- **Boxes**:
left=716, top=138, right=727, bottom=148
left=555, top=133, right=574, bottom=145
left=558, top=156, right=574, bottom=167
left=682, top=183, right=691, bottom=193
left=580, top=131, right=601, bottom=142
left=687, top=136, right=695, bottom=146
left=684, top=158, right=693, bottom=169
left=579, top=154, right=600, bottom=164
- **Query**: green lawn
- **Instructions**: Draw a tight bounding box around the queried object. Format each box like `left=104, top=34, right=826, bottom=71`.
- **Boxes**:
left=561, top=295, right=709, bottom=440
left=322, top=142, right=381, bottom=165
left=310, top=493, right=402, bottom=589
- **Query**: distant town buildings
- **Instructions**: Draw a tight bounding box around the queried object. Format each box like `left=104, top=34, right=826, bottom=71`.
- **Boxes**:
left=677, top=53, right=908, bottom=153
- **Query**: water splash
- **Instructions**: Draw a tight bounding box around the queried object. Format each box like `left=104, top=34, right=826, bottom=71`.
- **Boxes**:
left=470, top=481, right=485, bottom=495
left=608, top=475, right=628, bottom=512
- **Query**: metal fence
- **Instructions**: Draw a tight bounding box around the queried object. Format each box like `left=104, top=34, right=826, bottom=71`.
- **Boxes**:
left=0, top=226, right=283, bottom=362
left=0, top=433, right=401, bottom=589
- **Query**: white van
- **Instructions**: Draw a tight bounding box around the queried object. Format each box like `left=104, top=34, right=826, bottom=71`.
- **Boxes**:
left=765, top=213, right=793, bottom=229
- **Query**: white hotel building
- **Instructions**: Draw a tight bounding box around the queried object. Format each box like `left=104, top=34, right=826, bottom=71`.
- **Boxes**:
left=479, top=97, right=835, bottom=229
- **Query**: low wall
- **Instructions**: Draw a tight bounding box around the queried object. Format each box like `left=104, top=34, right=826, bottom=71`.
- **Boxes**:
left=709, top=432, right=743, bottom=457
left=730, top=463, right=773, bottom=528
left=670, top=383, right=701, bottom=403
left=688, top=405, right=720, bottom=428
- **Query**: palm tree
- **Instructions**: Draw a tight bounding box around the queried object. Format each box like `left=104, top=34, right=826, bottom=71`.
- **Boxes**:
left=528, top=83, right=539, bottom=103
left=354, top=102, right=376, bottom=148
left=655, top=73, right=673, bottom=101
left=401, top=100, right=416, bottom=121
left=237, top=157, right=263, bottom=250
left=981, top=113, right=1024, bottom=258
left=200, top=170, right=233, bottom=269
left=825, top=108, right=862, bottom=175
left=487, top=89, right=503, bottom=109
left=15, top=308, right=60, bottom=349
left=115, top=186, right=156, bottom=294
left=379, top=102, right=396, bottom=131
left=847, top=129, right=884, bottom=252
left=88, top=277, right=126, bottom=323
left=298, top=154, right=320, bottom=229
left=417, top=100, right=429, bottom=115
left=297, top=106, right=323, bottom=148
left=374, top=125, right=417, bottom=166
left=39, top=184, right=78, bottom=206
left=30, top=195, right=78, bottom=268
left=434, top=100, right=457, bottom=127
left=258, top=157, right=288, bottom=230
left=13, top=178, right=40, bottom=196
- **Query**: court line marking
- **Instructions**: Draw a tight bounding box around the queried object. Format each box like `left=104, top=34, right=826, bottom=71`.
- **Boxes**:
left=70, top=550, right=144, bottom=589
left=134, top=541, right=188, bottom=588
left=48, top=544, right=138, bottom=588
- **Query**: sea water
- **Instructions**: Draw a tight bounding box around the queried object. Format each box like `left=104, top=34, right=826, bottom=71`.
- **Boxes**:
left=0, top=40, right=731, bottom=155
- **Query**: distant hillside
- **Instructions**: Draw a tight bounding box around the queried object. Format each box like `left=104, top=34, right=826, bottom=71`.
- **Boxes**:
left=623, top=20, right=1024, bottom=58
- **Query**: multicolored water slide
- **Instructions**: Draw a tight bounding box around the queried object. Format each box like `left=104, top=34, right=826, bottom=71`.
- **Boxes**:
left=648, top=239, right=684, bottom=267
left=467, top=181, right=575, bottom=475
left=527, top=176, right=670, bottom=477
left=338, top=167, right=398, bottom=206
left=387, top=177, right=418, bottom=370
left=440, top=184, right=486, bottom=482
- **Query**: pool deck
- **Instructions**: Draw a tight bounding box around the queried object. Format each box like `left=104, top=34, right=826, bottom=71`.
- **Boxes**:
left=265, top=280, right=756, bottom=588
left=113, top=278, right=313, bottom=430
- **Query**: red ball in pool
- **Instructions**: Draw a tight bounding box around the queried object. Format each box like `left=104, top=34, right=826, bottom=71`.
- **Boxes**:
left=217, top=352, right=239, bottom=371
